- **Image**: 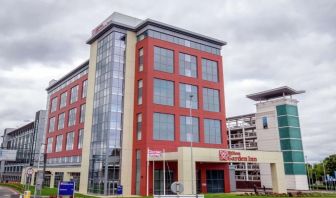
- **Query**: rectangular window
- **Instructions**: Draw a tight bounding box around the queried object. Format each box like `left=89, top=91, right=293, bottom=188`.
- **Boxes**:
left=139, top=48, right=144, bottom=72
left=58, top=113, right=65, bottom=130
left=50, top=97, right=57, bottom=112
left=180, top=116, right=199, bottom=142
left=49, top=117, right=55, bottom=132
left=82, top=80, right=88, bottom=98
left=262, top=116, right=268, bottom=129
left=153, top=113, right=174, bottom=141
left=70, top=85, right=79, bottom=104
left=60, top=92, right=67, bottom=108
left=68, top=108, right=77, bottom=126
left=47, top=138, right=53, bottom=153
left=80, top=104, right=86, bottom=123
left=179, top=53, right=197, bottom=77
left=154, top=79, right=174, bottom=106
left=202, top=59, right=218, bottom=82
left=203, top=88, right=220, bottom=112
left=137, top=114, right=142, bottom=140
left=154, top=46, right=174, bottom=73
left=204, top=119, right=221, bottom=144
left=78, top=129, right=83, bottom=149
left=138, top=80, right=143, bottom=105
left=180, top=83, right=198, bottom=109
left=55, top=135, right=63, bottom=152
left=135, top=150, right=141, bottom=195
left=66, top=132, right=74, bottom=150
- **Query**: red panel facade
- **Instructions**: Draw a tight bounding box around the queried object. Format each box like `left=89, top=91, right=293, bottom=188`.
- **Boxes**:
left=45, top=74, right=87, bottom=159
left=131, top=37, right=229, bottom=195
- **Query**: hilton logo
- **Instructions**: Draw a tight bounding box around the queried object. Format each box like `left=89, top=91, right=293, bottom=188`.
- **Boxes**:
left=219, top=150, right=230, bottom=161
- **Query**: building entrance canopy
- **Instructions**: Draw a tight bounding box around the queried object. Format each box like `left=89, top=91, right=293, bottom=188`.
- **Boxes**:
left=148, top=147, right=286, bottom=194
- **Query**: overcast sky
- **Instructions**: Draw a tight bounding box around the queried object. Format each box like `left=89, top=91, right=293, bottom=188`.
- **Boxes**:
left=0, top=0, right=335, bottom=162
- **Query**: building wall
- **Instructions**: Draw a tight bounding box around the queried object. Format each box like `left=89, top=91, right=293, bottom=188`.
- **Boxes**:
left=120, top=31, right=136, bottom=195
left=79, top=42, right=97, bottom=194
left=45, top=74, right=87, bottom=161
left=132, top=36, right=227, bottom=195
left=32, top=110, right=47, bottom=167
left=1, top=110, right=46, bottom=183
left=256, top=98, right=308, bottom=190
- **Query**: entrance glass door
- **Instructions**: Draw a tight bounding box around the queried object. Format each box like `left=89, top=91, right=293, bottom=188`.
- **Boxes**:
left=154, top=170, right=174, bottom=195
left=206, top=170, right=224, bottom=193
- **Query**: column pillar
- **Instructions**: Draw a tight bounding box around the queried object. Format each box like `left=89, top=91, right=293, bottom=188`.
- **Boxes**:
left=63, top=172, right=71, bottom=181
left=30, top=172, right=35, bottom=185
left=177, top=147, right=196, bottom=195
left=270, top=163, right=286, bottom=193
left=50, top=171, right=55, bottom=188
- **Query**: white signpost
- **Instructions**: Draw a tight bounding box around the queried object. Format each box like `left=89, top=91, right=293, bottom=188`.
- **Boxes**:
left=147, top=149, right=164, bottom=196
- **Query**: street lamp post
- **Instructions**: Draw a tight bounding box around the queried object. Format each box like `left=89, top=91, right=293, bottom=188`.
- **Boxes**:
left=34, top=143, right=45, bottom=198
left=189, top=94, right=194, bottom=195
left=323, top=162, right=327, bottom=190
left=305, top=156, right=311, bottom=190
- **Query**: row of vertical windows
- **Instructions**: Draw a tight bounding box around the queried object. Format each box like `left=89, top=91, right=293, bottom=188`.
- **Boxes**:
left=203, top=88, right=220, bottom=112
left=47, top=129, right=83, bottom=153
left=137, top=114, right=142, bottom=141
left=180, top=83, right=198, bottom=109
left=50, top=80, right=87, bottom=113
left=137, top=30, right=221, bottom=55
left=48, top=104, right=86, bottom=132
left=139, top=48, right=144, bottom=72
left=150, top=79, right=220, bottom=112
left=149, top=47, right=219, bottom=83
left=154, top=47, right=174, bottom=73
left=180, top=53, right=197, bottom=78
left=153, top=79, right=174, bottom=106
left=137, top=80, right=143, bottom=105
left=152, top=112, right=222, bottom=144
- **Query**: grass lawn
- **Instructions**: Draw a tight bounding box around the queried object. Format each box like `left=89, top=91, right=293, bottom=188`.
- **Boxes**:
left=204, top=192, right=336, bottom=198
left=1, top=183, right=336, bottom=198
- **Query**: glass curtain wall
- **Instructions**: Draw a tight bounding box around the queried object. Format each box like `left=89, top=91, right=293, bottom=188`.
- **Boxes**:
left=88, top=31, right=126, bottom=195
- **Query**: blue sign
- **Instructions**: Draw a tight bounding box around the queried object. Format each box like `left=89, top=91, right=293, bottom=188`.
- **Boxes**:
left=117, top=185, right=123, bottom=195
left=58, top=181, right=75, bottom=196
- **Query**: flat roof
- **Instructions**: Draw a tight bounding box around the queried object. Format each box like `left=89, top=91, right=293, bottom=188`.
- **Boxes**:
left=226, top=113, right=256, bottom=120
left=46, top=60, right=89, bottom=92
left=87, top=12, right=227, bottom=46
left=246, top=86, right=305, bottom=101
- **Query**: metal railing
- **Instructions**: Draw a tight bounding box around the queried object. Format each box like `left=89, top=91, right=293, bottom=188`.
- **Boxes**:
left=246, top=142, right=258, bottom=148
left=248, top=175, right=261, bottom=181
left=247, top=164, right=260, bottom=169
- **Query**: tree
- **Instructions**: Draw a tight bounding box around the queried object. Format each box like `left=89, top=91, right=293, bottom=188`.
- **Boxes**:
left=324, top=154, right=336, bottom=176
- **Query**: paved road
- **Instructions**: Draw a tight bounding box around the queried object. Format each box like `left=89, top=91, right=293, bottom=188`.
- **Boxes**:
left=0, top=186, right=20, bottom=198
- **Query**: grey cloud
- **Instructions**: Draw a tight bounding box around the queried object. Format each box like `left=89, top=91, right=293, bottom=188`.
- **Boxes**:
left=0, top=0, right=335, bottom=162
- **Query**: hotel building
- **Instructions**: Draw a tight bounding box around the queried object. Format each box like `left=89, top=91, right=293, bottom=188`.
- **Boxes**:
left=20, top=12, right=294, bottom=196
left=25, top=12, right=229, bottom=196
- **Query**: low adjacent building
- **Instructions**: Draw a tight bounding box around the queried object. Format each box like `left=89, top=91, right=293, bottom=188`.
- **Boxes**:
left=0, top=110, right=46, bottom=183
left=227, top=86, right=309, bottom=191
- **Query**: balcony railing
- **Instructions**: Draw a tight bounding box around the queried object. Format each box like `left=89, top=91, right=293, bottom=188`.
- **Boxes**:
left=247, top=164, right=260, bottom=169
left=230, top=133, right=243, bottom=139
left=231, top=143, right=244, bottom=149
left=248, top=175, right=260, bottom=181
left=246, top=142, right=258, bottom=148
left=235, top=165, right=245, bottom=170
left=235, top=175, right=246, bottom=181
left=235, top=175, right=260, bottom=181
left=245, top=132, right=257, bottom=138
